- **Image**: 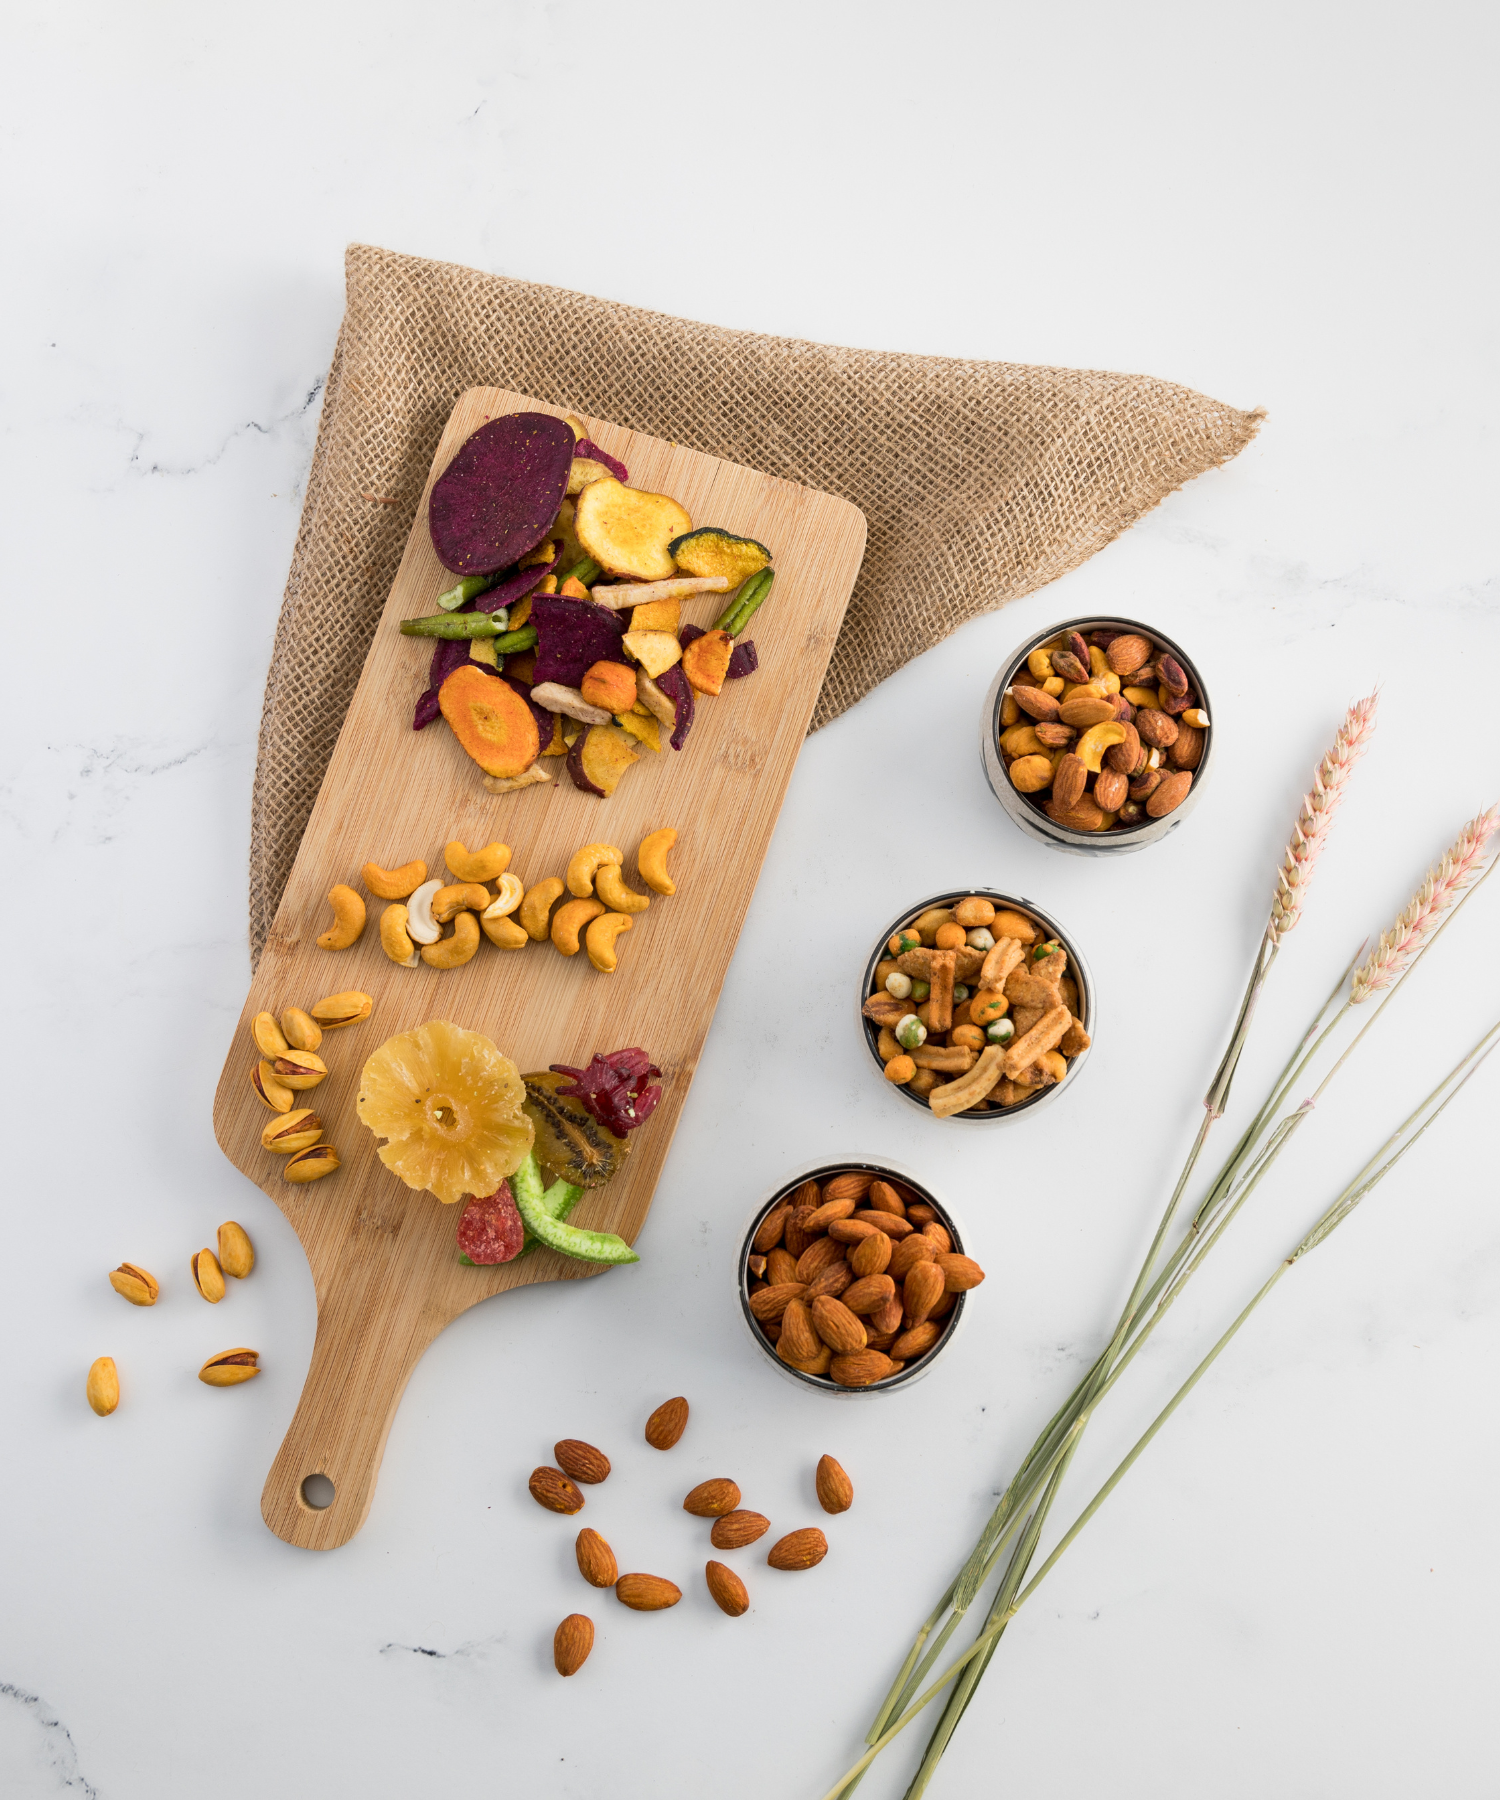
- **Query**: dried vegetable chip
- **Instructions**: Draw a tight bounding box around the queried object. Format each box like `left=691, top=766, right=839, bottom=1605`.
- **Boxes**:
left=532, top=595, right=626, bottom=688
left=654, top=665, right=695, bottom=750
left=414, top=636, right=475, bottom=729
left=428, top=413, right=575, bottom=576
left=726, top=640, right=759, bottom=679
left=473, top=558, right=559, bottom=615
left=574, top=438, right=628, bottom=483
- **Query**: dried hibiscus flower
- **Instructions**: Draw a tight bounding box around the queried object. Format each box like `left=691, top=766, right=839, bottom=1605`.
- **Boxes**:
left=550, top=1048, right=662, bottom=1136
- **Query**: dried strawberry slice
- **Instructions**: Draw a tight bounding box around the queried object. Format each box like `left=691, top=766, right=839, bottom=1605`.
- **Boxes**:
left=456, top=1182, right=525, bottom=1264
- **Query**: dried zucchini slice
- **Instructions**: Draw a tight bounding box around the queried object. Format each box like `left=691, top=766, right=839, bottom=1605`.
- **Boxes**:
left=668, top=527, right=771, bottom=587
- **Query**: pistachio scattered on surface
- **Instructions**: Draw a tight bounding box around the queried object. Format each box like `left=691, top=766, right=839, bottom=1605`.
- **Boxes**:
left=269, top=1050, right=327, bottom=1091
left=199, top=1348, right=260, bottom=1387
left=260, top=1109, right=323, bottom=1154
left=217, top=1222, right=254, bottom=1279
left=108, top=1262, right=159, bottom=1307
left=251, top=1061, right=295, bottom=1112
left=191, top=1248, right=226, bottom=1303
left=279, top=1007, right=323, bottom=1052
left=310, top=990, right=373, bottom=1030
left=251, top=1011, right=290, bottom=1057
left=283, top=1143, right=340, bottom=1183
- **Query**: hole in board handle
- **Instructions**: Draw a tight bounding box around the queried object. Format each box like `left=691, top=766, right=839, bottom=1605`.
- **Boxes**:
left=301, top=1473, right=336, bottom=1510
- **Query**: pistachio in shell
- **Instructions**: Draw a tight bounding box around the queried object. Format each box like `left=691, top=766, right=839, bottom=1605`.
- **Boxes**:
left=521, top=1071, right=630, bottom=1189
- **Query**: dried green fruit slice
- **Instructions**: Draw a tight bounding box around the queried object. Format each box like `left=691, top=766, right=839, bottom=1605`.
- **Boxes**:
left=522, top=1072, right=630, bottom=1188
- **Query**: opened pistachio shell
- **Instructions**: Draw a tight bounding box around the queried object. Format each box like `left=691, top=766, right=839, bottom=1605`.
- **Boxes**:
left=87, top=1356, right=119, bottom=1415
left=261, top=1109, right=323, bottom=1154
left=310, top=990, right=373, bottom=1029
left=217, top=1221, right=254, bottom=1279
left=252, top=1011, right=290, bottom=1056
left=251, top=1060, right=295, bottom=1112
left=283, top=1143, right=340, bottom=1183
left=199, top=1348, right=260, bottom=1387
left=279, top=1007, right=323, bottom=1052
left=191, top=1248, right=226, bottom=1303
left=108, top=1262, right=159, bottom=1306
left=269, top=1050, right=326, bottom=1091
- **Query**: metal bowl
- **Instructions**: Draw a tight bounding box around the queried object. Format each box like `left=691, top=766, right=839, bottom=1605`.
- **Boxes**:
left=859, top=888, right=1094, bottom=1124
left=980, top=615, right=1214, bottom=856
left=737, top=1156, right=968, bottom=1396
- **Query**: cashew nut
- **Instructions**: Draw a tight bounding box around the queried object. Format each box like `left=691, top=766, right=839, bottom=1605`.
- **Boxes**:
left=567, top=842, right=624, bottom=897
left=595, top=863, right=649, bottom=914
left=421, top=911, right=481, bottom=969
left=445, top=840, right=511, bottom=883
left=636, top=827, right=678, bottom=896
left=317, top=885, right=366, bottom=950
left=431, top=882, right=491, bottom=923
left=362, top=859, right=427, bottom=899
left=551, top=897, right=605, bottom=956
left=520, top=876, right=566, bottom=941
left=585, top=911, right=632, bottom=974
left=379, top=903, right=419, bottom=967
left=279, top=1008, right=322, bottom=1052
left=482, top=873, right=524, bottom=919
left=251, top=1011, right=289, bottom=1057
left=405, top=879, right=443, bottom=945
left=928, top=1045, right=1006, bottom=1118
left=1075, top=721, right=1127, bottom=774
left=481, top=910, right=529, bottom=950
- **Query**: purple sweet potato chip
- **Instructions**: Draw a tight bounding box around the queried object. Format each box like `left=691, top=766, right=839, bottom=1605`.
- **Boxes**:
left=655, top=665, right=695, bottom=751
left=531, top=595, right=626, bottom=689
left=474, top=557, right=558, bottom=614
left=565, top=729, right=605, bottom=796
left=679, top=624, right=706, bottom=650
left=428, top=412, right=574, bottom=577
left=413, top=635, right=475, bottom=730
left=726, top=639, right=759, bottom=679
left=575, top=438, right=628, bottom=483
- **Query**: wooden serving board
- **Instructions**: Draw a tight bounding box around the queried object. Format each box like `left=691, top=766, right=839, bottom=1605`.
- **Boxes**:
left=213, top=388, right=866, bottom=1550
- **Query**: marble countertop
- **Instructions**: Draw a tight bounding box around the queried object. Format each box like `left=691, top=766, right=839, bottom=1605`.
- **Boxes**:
left=4, top=5, right=1497, bottom=1796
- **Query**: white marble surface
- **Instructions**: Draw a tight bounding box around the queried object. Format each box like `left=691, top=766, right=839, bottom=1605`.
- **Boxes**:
left=4, top=4, right=1498, bottom=1796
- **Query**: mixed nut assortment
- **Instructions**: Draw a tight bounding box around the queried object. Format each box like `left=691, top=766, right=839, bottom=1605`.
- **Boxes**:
left=246, top=989, right=374, bottom=1182
left=403, top=410, right=772, bottom=799
left=998, top=626, right=1208, bottom=832
left=88, top=1222, right=262, bottom=1414
left=863, top=899, right=1090, bottom=1113
left=744, top=1170, right=986, bottom=1385
left=316, top=830, right=679, bottom=976
left=527, top=1396, right=855, bottom=1674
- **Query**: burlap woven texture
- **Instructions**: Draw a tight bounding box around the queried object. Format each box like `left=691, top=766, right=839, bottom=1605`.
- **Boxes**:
left=249, top=242, right=1262, bottom=964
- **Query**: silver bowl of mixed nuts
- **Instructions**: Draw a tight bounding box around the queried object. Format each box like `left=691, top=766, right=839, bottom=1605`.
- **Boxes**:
left=859, top=889, right=1093, bottom=1121
left=980, top=616, right=1213, bottom=855
left=737, top=1159, right=977, bottom=1394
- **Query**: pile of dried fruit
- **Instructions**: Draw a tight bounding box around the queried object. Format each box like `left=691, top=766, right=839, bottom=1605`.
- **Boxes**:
left=400, top=410, right=773, bottom=799
left=744, top=1171, right=986, bottom=1384
left=89, top=1222, right=263, bottom=1415
left=998, top=626, right=1209, bottom=832
left=526, top=1397, right=857, bottom=1676
left=862, top=900, right=1090, bottom=1114
left=316, top=830, right=679, bottom=976
left=245, top=989, right=374, bottom=1180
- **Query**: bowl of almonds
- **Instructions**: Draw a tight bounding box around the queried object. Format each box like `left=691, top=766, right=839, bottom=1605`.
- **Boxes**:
left=738, top=1160, right=982, bottom=1393
left=860, top=891, right=1093, bottom=1120
left=980, top=616, right=1213, bottom=853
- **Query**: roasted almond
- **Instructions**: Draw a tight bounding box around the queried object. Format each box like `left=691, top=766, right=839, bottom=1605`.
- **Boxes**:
left=748, top=1281, right=807, bottom=1321
left=1105, top=632, right=1152, bottom=675
left=553, top=1613, right=594, bottom=1676
left=711, top=1509, right=771, bottom=1549
left=780, top=1298, right=822, bottom=1363
left=815, top=1454, right=853, bottom=1515
left=644, top=1395, right=689, bottom=1449
left=829, top=1351, right=898, bottom=1388
left=1053, top=752, right=1087, bottom=809
left=870, top=1293, right=905, bottom=1336
left=705, top=1560, right=750, bottom=1617
left=794, top=1235, right=846, bottom=1283
left=767, top=1247, right=801, bottom=1286
left=867, top=1180, right=905, bottom=1218
left=891, top=1321, right=943, bottom=1362
left=810, top=1294, right=867, bottom=1354
left=752, top=1203, right=791, bottom=1253
left=789, top=1178, right=822, bottom=1210
left=849, top=1231, right=893, bottom=1278
left=921, top=1222, right=953, bottom=1254
left=683, top=1478, right=742, bottom=1517
left=554, top=1439, right=611, bottom=1484
left=802, top=1259, right=853, bottom=1302
left=575, top=1527, right=618, bottom=1587
left=903, top=1260, right=947, bottom=1328
left=842, top=1273, right=897, bottom=1316
left=822, top=1171, right=874, bottom=1204
left=529, top=1466, right=585, bottom=1514
left=934, top=1253, right=987, bottom=1293
left=804, top=1196, right=857, bottom=1232
left=615, top=1573, right=682, bottom=1611
left=852, top=1210, right=913, bottom=1240
left=767, top=1527, right=828, bottom=1571
left=1057, top=695, right=1116, bottom=729
left=776, top=1338, right=833, bottom=1377
left=1147, top=770, right=1192, bottom=817
left=828, top=1218, right=882, bottom=1244
left=888, top=1234, right=940, bottom=1281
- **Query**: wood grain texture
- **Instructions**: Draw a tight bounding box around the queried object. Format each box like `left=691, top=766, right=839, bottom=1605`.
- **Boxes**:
left=212, top=388, right=865, bottom=1549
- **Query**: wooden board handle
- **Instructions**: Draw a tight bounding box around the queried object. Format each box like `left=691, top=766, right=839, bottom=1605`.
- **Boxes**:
left=260, top=1231, right=448, bottom=1550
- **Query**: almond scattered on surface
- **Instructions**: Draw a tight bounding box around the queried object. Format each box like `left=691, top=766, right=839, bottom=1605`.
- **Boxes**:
left=554, top=1439, right=611, bottom=1484
left=683, top=1478, right=741, bottom=1517
left=529, top=1466, right=585, bottom=1514
left=710, top=1510, right=771, bottom=1550
left=705, top=1560, right=749, bottom=1617
left=615, top=1573, right=682, bottom=1611
left=767, top=1527, right=828, bottom=1571
left=553, top=1613, right=594, bottom=1676
left=644, top=1395, right=689, bottom=1450
left=815, top=1455, right=853, bottom=1515
left=575, top=1528, right=618, bottom=1588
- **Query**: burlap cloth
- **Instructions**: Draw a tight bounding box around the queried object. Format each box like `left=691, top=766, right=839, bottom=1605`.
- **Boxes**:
left=249, top=242, right=1262, bottom=964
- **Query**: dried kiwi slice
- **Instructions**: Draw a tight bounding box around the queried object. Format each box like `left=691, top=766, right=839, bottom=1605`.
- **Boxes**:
left=522, top=1072, right=630, bottom=1188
